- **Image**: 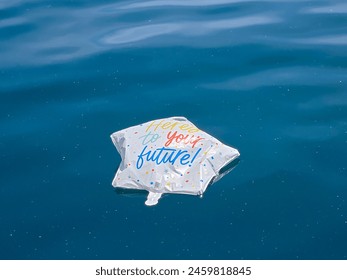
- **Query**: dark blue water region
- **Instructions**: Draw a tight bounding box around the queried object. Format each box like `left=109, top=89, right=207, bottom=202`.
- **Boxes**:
left=0, top=0, right=347, bottom=259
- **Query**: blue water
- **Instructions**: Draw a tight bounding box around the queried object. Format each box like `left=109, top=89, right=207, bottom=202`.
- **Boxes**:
left=1, top=0, right=346, bottom=260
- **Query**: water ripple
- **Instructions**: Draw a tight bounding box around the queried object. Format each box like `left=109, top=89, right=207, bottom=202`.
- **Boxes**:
left=118, top=0, right=308, bottom=10
left=203, top=67, right=347, bottom=91
left=303, top=3, right=347, bottom=14
left=293, top=35, right=347, bottom=46
left=119, top=0, right=257, bottom=9
left=101, top=16, right=279, bottom=45
left=0, top=0, right=281, bottom=67
left=101, top=23, right=179, bottom=45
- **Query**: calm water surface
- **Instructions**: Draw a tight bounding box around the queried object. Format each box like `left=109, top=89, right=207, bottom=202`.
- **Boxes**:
left=0, top=0, right=346, bottom=259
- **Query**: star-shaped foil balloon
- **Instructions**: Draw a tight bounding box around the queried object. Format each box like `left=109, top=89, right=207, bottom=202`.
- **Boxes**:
left=111, top=117, right=240, bottom=206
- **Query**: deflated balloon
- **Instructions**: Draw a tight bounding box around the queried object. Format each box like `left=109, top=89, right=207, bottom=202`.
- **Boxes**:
left=111, top=117, right=240, bottom=206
